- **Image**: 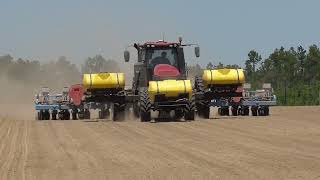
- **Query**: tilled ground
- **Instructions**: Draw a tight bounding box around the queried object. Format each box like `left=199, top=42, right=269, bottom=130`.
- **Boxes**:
left=0, top=106, right=320, bottom=180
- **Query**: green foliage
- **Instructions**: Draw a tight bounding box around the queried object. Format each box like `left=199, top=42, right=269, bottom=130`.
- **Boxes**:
left=246, top=45, right=320, bottom=105
left=205, top=61, right=240, bottom=70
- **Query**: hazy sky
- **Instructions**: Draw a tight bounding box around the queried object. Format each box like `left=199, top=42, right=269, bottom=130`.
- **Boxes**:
left=0, top=0, right=319, bottom=67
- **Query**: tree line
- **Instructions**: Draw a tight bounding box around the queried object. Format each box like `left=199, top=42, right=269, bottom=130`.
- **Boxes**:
left=244, top=45, right=320, bottom=105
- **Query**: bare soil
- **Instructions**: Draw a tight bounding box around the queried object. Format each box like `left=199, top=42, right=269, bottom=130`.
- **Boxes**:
left=0, top=106, right=320, bottom=180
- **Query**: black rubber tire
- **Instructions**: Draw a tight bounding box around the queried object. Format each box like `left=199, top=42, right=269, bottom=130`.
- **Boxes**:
left=37, top=111, right=42, bottom=120
left=84, top=109, right=90, bottom=119
left=72, top=109, right=77, bottom=120
left=64, top=110, right=70, bottom=120
left=185, top=95, right=195, bottom=121
left=44, top=110, right=50, bottom=120
left=78, top=112, right=84, bottom=120
left=243, top=107, right=250, bottom=116
left=231, top=106, right=238, bottom=116
left=265, top=107, right=270, bottom=116
left=139, top=88, right=151, bottom=122
left=194, top=76, right=210, bottom=119
left=198, top=103, right=210, bottom=119
left=220, top=107, right=229, bottom=116
left=251, top=107, right=258, bottom=116
left=224, top=107, right=230, bottom=116
left=72, top=113, right=77, bottom=120
left=114, top=103, right=125, bottom=121
left=194, top=76, right=205, bottom=92
left=51, top=113, right=57, bottom=120
left=51, top=110, right=57, bottom=120
left=175, top=109, right=184, bottom=119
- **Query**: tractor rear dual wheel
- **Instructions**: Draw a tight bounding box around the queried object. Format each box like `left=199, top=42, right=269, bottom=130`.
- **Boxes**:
left=194, top=76, right=210, bottom=119
left=139, top=88, right=151, bottom=122
left=185, top=95, right=195, bottom=120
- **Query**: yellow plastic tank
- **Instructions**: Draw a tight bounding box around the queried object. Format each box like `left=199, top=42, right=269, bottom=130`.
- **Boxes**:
left=148, top=80, right=192, bottom=101
left=83, top=73, right=125, bottom=90
left=202, top=69, right=245, bottom=87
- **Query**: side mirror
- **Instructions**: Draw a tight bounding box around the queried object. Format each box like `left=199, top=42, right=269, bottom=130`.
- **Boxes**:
left=195, top=46, right=200, bottom=58
left=124, top=50, right=130, bottom=62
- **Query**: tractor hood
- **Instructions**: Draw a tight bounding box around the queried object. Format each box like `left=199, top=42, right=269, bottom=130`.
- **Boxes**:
left=153, top=64, right=180, bottom=78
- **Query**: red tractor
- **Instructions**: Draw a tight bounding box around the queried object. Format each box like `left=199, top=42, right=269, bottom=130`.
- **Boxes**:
left=124, top=38, right=200, bottom=122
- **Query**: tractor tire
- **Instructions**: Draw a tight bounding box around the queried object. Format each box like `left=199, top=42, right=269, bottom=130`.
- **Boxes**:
left=84, top=109, right=90, bottom=119
left=78, top=112, right=84, bottom=120
left=72, top=112, right=77, bottom=120
left=242, top=106, right=250, bottom=116
left=64, top=110, right=70, bottom=120
left=37, top=111, right=42, bottom=120
left=258, top=108, right=265, bottom=116
left=231, top=106, right=238, bottom=116
left=139, top=88, right=151, bottom=122
left=114, top=103, right=125, bottom=121
left=52, top=110, right=57, bottom=120
left=220, top=107, right=229, bottom=116
left=265, top=107, right=270, bottom=116
left=225, top=107, right=230, bottom=116
left=251, top=106, right=258, bottom=116
left=194, top=76, right=205, bottom=92
left=197, top=103, right=210, bottom=119
left=44, top=110, right=50, bottom=120
left=175, top=109, right=184, bottom=119
left=185, top=95, right=195, bottom=121
left=194, top=76, right=210, bottom=119
left=72, top=109, right=77, bottom=120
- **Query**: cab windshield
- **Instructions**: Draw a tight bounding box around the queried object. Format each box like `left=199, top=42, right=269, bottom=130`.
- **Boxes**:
left=145, top=48, right=178, bottom=68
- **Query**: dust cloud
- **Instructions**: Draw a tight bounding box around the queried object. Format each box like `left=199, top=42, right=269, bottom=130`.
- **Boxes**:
left=0, top=54, right=134, bottom=120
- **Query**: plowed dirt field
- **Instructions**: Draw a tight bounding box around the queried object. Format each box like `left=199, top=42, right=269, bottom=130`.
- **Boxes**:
left=0, top=105, right=319, bottom=180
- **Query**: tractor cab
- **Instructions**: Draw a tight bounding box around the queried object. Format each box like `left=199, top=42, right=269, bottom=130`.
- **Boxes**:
left=124, top=39, right=200, bottom=90
left=145, top=46, right=180, bottom=79
left=136, top=41, right=186, bottom=81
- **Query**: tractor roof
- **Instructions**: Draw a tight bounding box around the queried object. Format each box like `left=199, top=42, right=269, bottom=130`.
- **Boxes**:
left=138, top=40, right=180, bottom=48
